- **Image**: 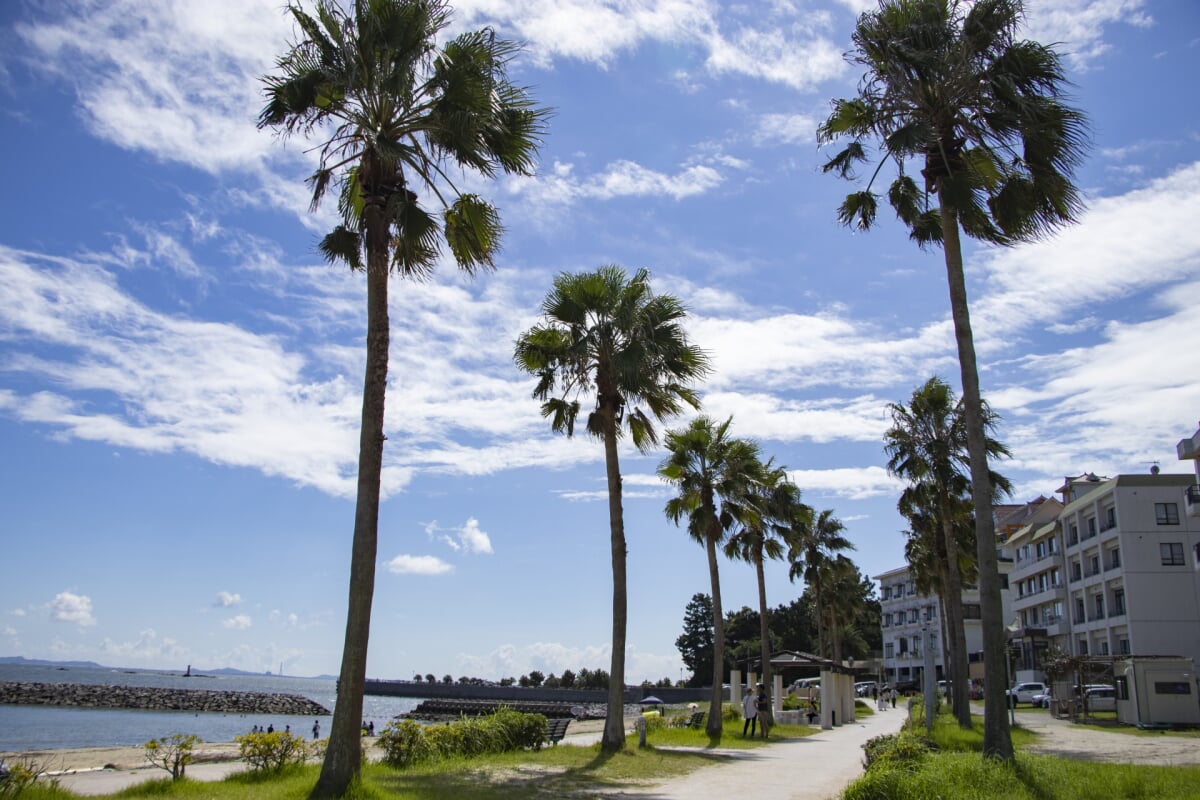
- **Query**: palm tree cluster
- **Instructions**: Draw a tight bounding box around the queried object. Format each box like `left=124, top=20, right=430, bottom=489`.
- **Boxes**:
left=257, top=0, right=1089, bottom=785
left=820, top=0, right=1088, bottom=759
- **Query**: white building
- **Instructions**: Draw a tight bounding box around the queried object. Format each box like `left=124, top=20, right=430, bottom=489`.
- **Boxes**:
left=876, top=554, right=1014, bottom=688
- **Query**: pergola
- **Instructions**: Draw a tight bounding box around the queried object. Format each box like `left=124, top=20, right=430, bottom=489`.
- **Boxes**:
left=737, top=650, right=860, bottom=730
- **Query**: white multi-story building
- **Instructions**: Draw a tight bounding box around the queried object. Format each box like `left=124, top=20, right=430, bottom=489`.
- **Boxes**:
left=876, top=552, right=1014, bottom=688
left=999, top=496, right=1066, bottom=679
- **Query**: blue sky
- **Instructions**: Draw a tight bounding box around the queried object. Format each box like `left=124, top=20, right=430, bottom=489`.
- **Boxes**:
left=1, top=0, right=1197, bottom=684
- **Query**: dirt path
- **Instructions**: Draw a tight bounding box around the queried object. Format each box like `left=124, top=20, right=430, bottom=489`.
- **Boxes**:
left=1013, top=709, right=1200, bottom=766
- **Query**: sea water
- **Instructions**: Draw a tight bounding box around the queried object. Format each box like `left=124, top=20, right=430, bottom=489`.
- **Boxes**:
left=0, top=663, right=421, bottom=751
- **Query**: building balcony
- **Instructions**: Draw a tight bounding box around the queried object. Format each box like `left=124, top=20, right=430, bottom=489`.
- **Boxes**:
left=1187, top=485, right=1200, bottom=518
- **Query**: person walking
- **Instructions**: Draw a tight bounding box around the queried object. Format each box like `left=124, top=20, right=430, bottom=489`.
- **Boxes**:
left=741, top=686, right=758, bottom=737
left=890, top=687, right=898, bottom=709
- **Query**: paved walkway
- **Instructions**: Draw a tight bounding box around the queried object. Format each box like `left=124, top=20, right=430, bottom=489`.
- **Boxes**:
left=53, top=708, right=908, bottom=798
left=625, top=706, right=909, bottom=800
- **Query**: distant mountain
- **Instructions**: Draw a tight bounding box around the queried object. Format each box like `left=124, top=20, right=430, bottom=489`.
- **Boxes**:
left=0, top=656, right=105, bottom=668
left=0, top=656, right=335, bottom=680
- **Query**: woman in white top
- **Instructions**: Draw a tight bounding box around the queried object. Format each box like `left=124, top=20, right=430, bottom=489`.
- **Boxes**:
left=741, top=687, right=758, bottom=737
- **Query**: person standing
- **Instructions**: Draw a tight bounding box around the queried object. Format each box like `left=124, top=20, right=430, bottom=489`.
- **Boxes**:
left=741, top=686, right=758, bottom=737
left=312, top=719, right=321, bottom=739
left=890, top=687, right=898, bottom=709
left=755, top=683, right=771, bottom=739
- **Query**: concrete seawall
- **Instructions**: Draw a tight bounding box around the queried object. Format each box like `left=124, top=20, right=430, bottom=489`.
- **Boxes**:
left=0, top=681, right=329, bottom=715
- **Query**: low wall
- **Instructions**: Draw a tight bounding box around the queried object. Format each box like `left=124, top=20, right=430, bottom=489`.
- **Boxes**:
left=364, top=680, right=710, bottom=705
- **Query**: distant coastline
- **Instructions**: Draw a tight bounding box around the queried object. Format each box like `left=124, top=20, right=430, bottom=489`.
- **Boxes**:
left=0, top=656, right=336, bottom=681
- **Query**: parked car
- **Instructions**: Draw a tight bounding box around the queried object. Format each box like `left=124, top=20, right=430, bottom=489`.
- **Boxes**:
left=855, top=681, right=879, bottom=697
left=1031, top=688, right=1053, bottom=708
left=1076, top=686, right=1117, bottom=713
left=1005, top=681, right=1047, bottom=707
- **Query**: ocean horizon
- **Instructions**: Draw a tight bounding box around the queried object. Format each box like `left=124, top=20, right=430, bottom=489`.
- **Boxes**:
left=0, top=662, right=421, bottom=752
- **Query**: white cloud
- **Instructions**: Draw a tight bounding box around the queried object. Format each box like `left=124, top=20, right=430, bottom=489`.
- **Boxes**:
left=51, top=591, right=96, bottom=626
left=222, top=614, right=253, bottom=630
left=215, top=592, right=242, bottom=608
left=457, top=518, right=495, bottom=555
left=98, top=629, right=185, bottom=663
left=386, top=554, right=455, bottom=576
left=754, top=112, right=820, bottom=146
left=788, top=466, right=906, bottom=500
left=1024, top=0, right=1153, bottom=70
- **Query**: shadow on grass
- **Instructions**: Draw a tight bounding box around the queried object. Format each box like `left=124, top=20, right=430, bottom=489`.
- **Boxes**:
left=365, top=746, right=735, bottom=800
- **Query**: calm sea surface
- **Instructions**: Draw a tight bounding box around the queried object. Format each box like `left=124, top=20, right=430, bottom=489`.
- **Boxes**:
left=0, top=664, right=421, bottom=751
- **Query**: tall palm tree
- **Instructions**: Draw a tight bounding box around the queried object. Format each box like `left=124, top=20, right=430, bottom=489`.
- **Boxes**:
left=814, top=554, right=865, bottom=663
left=818, top=0, right=1088, bottom=757
left=724, top=458, right=809, bottom=730
left=788, top=509, right=854, bottom=661
left=659, top=416, right=760, bottom=737
left=260, top=1, right=546, bottom=792
left=886, top=376, right=1010, bottom=727
left=514, top=265, right=709, bottom=751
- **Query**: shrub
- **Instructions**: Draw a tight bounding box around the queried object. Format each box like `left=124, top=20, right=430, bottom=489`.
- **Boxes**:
left=641, top=712, right=668, bottom=733
left=144, top=733, right=201, bottom=780
left=722, top=703, right=742, bottom=722
left=1, top=758, right=46, bottom=799
left=861, top=731, right=933, bottom=771
left=379, top=720, right=430, bottom=768
left=235, top=730, right=309, bottom=773
left=782, top=694, right=802, bottom=710
left=378, top=709, right=550, bottom=769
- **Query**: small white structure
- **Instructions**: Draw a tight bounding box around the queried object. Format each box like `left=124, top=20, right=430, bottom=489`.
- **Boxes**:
left=1115, top=656, right=1200, bottom=726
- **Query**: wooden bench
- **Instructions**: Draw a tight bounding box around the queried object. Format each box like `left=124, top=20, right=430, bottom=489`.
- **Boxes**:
left=686, top=710, right=705, bottom=729
left=546, top=717, right=572, bottom=746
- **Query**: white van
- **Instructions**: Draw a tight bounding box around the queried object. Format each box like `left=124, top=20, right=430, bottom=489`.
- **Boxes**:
left=789, top=678, right=820, bottom=693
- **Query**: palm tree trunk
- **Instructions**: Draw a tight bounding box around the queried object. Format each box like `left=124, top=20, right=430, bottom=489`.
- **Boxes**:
left=938, top=498, right=972, bottom=728
left=706, top=526, right=725, bottom=737
left=314, top=212, right=389, bottom=797
left=939, top=193, right=1013, bottom=759
left=600, top=419, right=628, bottom=751
left=813, top=572, right=826, bottom=660
left=755, top=553, right=773, bottom=731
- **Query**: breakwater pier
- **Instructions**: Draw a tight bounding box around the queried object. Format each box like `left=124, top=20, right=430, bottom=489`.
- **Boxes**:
left=0, top=681, right=329, bottom=716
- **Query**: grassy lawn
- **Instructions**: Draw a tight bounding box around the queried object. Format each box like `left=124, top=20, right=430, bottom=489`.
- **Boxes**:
left=15, top=725, right=818, bottom=799
left=843, top=706, right=1200, bottom=800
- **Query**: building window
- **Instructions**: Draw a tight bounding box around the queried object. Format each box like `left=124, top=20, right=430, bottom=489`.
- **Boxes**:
left=1000, top=574, right=1009, bottom=589
left=1093, top=594, right=1104, bottom=619
left=1070, top=561, right=1082, bottom=581
left=885, top=643, right=894, bottom=658
left=1049, top=537, right=1058, bottom=554
left=1051, top=568, right=1061, bottom=587
left=1109, top=547, right=1120, bottom=569
left=1078, top=639, right=1088, bottom=655
left=1102, top=507, right=1116, bottom=530
left=909, top=609, right=918, bottom=623
left=1089, top=555, right=1100, bottom=576
left=1118, top=638, right=1130, bottom=655
left=1074, top=598, right=1085, bottom=624
left=963, top=603, right=981, bottom=620
left=1068, top=523, right=1079, bottom=545
left=1161, top=542, right=1185, bottom=566
left=1086, top=517, right=1096, bottom=537
left=1099, top=641, right=1110, bottom=655
left=1113, top=588, right=1125, bottom=615
left=1156, top=503, right=1180, bottom=525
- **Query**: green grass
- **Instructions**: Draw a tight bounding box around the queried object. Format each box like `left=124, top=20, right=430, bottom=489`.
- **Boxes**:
left=842, top=751, right=1200, bottom=800
left=846, top=707, right=1200, bottom=800
left=12, top=725, right=819, bottom=800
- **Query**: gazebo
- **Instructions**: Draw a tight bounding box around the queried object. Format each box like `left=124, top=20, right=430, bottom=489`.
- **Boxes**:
left=733, top=650, right=860, bottom=730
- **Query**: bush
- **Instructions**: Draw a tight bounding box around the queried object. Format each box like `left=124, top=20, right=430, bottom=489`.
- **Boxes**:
left=1, top=758, right=48, bottom=799
left=378, top=720, right=430, bottom=768
left=144, top=733, right=201, bottom=780
left=378, top=709, right=551, bottom=769
left=234, top=730, right=309, bottom=773
left=861, top=731, right=933, bottom=771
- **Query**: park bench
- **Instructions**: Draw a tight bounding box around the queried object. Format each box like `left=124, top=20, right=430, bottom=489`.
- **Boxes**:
left=686, top=710, right=705, bottom=729
left=546, top=716, right=572, bottom=746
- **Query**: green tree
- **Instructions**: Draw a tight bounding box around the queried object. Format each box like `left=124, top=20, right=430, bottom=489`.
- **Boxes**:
left=514, top=265, right=709, bottom=750
left=768, top=597, right=818, bottom=656
left=675, top=593, right=715, bottom=688
left=660, top=416, right=760, bottom=736
left=886, top=376, right=1010, bottom=726
left=819, top=0, right=1088, bottom=758
left=725, top=458, right=808, bottom=727
left=260, top=1, right=547, bottom=791
left=787, top=509, right=854, bottom=660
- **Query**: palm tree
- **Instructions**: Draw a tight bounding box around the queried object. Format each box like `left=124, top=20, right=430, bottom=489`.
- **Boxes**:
left=814, top=554, right=864, bottom=663
left=514, top=265, right=709, bottom=751
left=259, top=1, right=546, bottom=791
left=885, top=376, right=1011, bottom=727
left=788, top=509, right=854, bottom=661
left=724, top=458, right=809, bottom=730
left=818, top=0, right=1088, bottom=757
left=659, top=416, right=761, bottom=737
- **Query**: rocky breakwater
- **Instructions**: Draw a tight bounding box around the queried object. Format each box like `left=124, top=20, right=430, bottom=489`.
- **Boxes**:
left=0, top=681, right=329, bottom=715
